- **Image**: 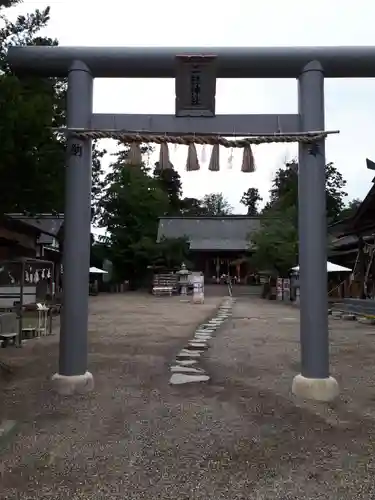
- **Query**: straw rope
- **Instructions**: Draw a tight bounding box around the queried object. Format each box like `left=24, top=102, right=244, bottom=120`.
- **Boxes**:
left=54, top=128, right=339, bottom=147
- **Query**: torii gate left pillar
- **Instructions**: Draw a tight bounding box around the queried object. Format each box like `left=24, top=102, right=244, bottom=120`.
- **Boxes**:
left=51, top=61, right=95, bottom=395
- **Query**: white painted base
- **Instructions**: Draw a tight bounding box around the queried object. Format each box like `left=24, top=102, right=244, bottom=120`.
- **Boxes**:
left=292, top=374, right=339, bottom=402
left=51, top=371, right=94, bottom=396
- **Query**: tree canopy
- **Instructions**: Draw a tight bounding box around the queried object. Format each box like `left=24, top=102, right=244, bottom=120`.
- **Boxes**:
left=94, top=152, right=238, bottom=286
left=240, top=187, right=263, bottom=216
left=251, top=207, right=298, bottom=276
left=339, top=197, right=362, bottom=220
left=0, top=0, right=104, bottom=215
left=200, top=193, right=233, bottom=216
left=0, top=2, right=65, bottom=213
left=250, top=160, right=350, bottom=276
left=263, top=160, right=347, bottom=222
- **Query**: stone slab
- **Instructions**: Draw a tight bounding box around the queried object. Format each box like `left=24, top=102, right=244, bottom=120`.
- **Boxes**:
left=177, top=349, right=202, bottom=358
left=175, top=359, right=198, bottom=366
left=194, top=335, right=211, bottom=341
left=169, top=373, right=210, bottom=385
left=170, top=365, right=206, bottom=374
left=188, top=341, right=208, bottom=349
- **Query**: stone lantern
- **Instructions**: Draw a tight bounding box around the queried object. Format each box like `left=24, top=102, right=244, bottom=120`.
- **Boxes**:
left=177, top=263, right=190, bottom=296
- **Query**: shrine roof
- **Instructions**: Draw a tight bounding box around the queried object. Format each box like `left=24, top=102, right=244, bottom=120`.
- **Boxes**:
left=157, top=215, right=261, bottom=251
left=330, top=182, right=375, bottom=238
left=5, top=213, right=64, bottom=238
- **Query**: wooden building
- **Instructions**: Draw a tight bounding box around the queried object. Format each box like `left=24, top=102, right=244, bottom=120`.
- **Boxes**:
left=5, top=213, right=64, bottom=261
left=0, top=214, right=64, bottom=290
left=329, top=181, right=375, bottom=298
left=0, top=214, right=41, bottom=260
left=157, top=215, right=261, bottom=283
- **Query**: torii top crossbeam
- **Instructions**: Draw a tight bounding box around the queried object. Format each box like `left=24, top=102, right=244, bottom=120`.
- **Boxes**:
left=8, top=45, right=375, bottom=78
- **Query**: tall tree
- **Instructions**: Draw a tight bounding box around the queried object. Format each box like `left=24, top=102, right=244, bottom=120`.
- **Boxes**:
left=339, top=197, right=362, bottom=220
left=251, top=207, right=299, bottom=276
left=97, top=155, right=169, bottom=288
left=325, top=162, right=348, bottom=221
left=0, top=1, right=106, bottom=216
left=263, top=160, right=347, bottom=222
left=153, top=163, right=182, bottom=215
left=240, top=187, right=263, bottom=216
left=200, top=193, right=233, bottom=216
left=152, top=236, right=191, bottom=271
left=180, top=197, right=207, bottom=216
left=0, top=3, right=66, bottom=213
left=251, top=159, right=348, bottom=276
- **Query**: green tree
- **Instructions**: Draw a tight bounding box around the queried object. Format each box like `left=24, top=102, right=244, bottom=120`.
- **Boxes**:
left=339, top=197, right=362, bottom=220
left=240, top=187, right=263, bottom=216
left=251, top=159, right=348, bottom=276
left=200, top=193, right=233, bottom=216
left=91, top=141, right=106, bottom=210
left=152, top=236, right=191, bottom=271
left=0, top=3, right=66, bottom=213
left=325, top=162, right=348, bottom=221
left=263, top=160, right=347, bottom=222
left=153, top=163, right=182, bottom=215
left=0, top=1, right=106, bottom=216
left=251, top=206, right=299, bottom=276
left=180, top=197, right=207, bottom=216
left=97, top=156, right=169, bottom=288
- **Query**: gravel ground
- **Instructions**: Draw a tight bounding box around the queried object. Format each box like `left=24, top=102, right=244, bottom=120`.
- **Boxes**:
left=205, top=299, right=375, bottom=499
left=0, top=294, right=375, bottom=499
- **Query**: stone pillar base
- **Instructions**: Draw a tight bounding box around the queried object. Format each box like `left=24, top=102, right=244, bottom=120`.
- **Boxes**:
left=292, top=374, right=339, bottom=402
left=51, top=371, right=94, bottom=395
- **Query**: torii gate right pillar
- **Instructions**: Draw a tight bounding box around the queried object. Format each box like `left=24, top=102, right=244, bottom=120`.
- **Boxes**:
left=292, top=61, right=339, bottom=401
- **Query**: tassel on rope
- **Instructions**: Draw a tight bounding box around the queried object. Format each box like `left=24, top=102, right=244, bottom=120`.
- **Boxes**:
left=241, top=144, right=255, bottom=173
left=186, top=143, right=200, bottom=171
left=208, top=144, right=220, bottom=172
left=159, top=143, right=171, bottom=170
left=126, top=142, right=142, bottom=165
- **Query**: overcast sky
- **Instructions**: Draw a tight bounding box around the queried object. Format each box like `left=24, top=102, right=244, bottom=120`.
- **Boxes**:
left=9, top=0, right=375, bottom=218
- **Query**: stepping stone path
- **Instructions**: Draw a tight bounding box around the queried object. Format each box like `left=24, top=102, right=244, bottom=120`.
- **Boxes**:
left=169, top=297, right=235, bottom=385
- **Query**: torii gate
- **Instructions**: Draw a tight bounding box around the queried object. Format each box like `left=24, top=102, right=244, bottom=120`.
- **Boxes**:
left=9, top=45, right=372, bottom=401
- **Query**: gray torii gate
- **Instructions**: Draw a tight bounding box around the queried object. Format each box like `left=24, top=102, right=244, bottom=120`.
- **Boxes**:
left=9, top=45, right=373, bottom=400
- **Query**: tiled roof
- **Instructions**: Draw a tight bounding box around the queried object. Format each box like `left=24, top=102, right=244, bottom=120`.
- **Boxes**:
left=157, top=216, right=261, bottom=251
left=6, top=213, right=64, bottom=237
